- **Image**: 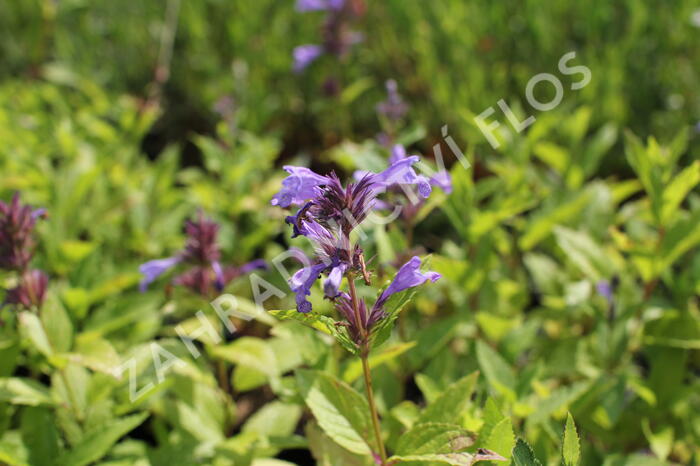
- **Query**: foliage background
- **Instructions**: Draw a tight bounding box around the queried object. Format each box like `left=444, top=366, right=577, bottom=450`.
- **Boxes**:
left=0, top=0, right=699, bottom=465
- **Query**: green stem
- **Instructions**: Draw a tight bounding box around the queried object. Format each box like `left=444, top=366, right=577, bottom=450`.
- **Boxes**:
left=347, top=273, right=387, bottom=464
left=361, top=350, right=387, bottom=464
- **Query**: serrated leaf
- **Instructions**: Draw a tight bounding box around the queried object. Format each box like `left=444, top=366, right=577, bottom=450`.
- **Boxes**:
left=484, top=417, right=514, bottom=460
left=388, top=449, right=506, bottom=465
left=418, top=372, right=479, bottom=424
left=395, top=423, right=474, bottom=456
left=511, top=439, right=542, bottom=466
left=57, top=412, right=148, bottom=466
left=562, top=412, right=580, bottom=466
left=269, top=309, right=333, bottom=335
left=296, top=370, right=373, bottom=455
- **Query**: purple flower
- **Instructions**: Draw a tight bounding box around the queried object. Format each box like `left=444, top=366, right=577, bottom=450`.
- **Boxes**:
left=372, top=155, right=432, bottom=199
left=323, top=263, right=347, bottom=298
left=0, top=193, right=46, bottom=271
left=272, top=166, right=330, bottom=207
left=139, top=212, right=266, bottom=295
left=293, top=45, right=323, bottom=73
left=376, top=79, right=409, bottom=122
left=375, top=144, right=452, bottom=196
left=373, top=256, right=441, bottom=313
left=596, top=279, right=614, bottom=304
left=290, top=262, right=328, bottom=313
left=139, top=256, right=182, bottom=292
left=296, top=0, right=344, bottom=12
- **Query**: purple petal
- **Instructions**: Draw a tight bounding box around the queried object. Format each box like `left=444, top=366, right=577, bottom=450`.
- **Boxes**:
left=430, top=171, right=453, bottom=194
left=293, top=45, right=323, bottom=73
left=596, top=279, right=613, bottom=303
left=139, top=256, right=181, bottom=292
left=295, top=0, right=327, bottom=11
left=290, top=263, right=328, bottom=313
left=374, top=256, right=441, bottom=311
left=323, top=264, right=346, bottom=298
left=239, top=259, right=268, bottom=274
left=272, top=166, right=328, bottom=207
left=31, top=208, right=47, bottom=220
left=374, top=155, right=432, bottom=199
left=389, top=144, right=407, bottom=164
left=212, top=261, right=225, bottom=291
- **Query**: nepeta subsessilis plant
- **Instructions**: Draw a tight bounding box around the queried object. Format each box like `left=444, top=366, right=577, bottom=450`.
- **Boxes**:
left=292, top=0, right=365, bottom=75
left=272, top=162, right=440, bottom=463
left=139, top=211, right=266, bottom=297
left=0, top=193, right=48, bottom=311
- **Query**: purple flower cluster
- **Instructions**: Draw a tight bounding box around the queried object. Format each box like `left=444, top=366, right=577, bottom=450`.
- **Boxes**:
left=293, top=0, right=364, bottom=72
left=272, top=162, right=440, bottom=344
left=376, top=80, right=408, bottom=123
left=139, top=212, right=266, bottom=296
left=0, top=193, right=48, bottom=310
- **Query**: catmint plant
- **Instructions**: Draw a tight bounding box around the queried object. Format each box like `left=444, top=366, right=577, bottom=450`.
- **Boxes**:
left=0, top=193, right=48, bottom=311
left=272, top=162, right=441, bottom=464
left=139, top=211, right=266, bottom=297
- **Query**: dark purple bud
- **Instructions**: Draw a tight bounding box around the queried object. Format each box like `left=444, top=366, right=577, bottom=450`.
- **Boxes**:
left=182, top=212, right=222, bottom=265
left=5, top=269, right=48, bottom=310
left=0, top=193, right=46, bottom=271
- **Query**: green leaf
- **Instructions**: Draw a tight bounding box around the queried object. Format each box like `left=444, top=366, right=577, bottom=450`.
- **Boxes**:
left=0, top=378, right=54, bottom=406
left=18, top=312, right=53, bottom=358
left=57, top=412, right=148, bottom=466
left=20, top=407, right=60, bottom=466
left=484, top=417, right=515, bottom=460
left=511, top=438, right=543, bottom=466
left=270, top=310, right=358, bottom=354
left=475, top=341, right=516, bottom=401
left=388, top=449, right=506, bottom=465
left=562, top=412, right=580, bottom=466
left=306, top=421, right=372, bottom=466
left=296, top=370, right=374, bottom=455
left=553, top=226, right=614, bottom=280
left=342, top=342, right=415, bottom=383
left=210, top=337, right=278, bottom=377
left=418, top=372, right=479, bottom=424
left=661, top=160, right=700, bottom=223
left=641, top=419, right=673, bottom=461
left=395, top=422, right=474, bottom=456
left=269, top=309, right=332, bottom=335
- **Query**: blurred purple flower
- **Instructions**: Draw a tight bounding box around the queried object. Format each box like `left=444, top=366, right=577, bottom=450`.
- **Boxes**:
left=0, top=193, right=46, bottom=271
left=5, top=269, right=48, bottom=309
left=139, top=256, right=182, bottom=292
left=293, top=45, right=323, bottom=72
left=296, top=0, right=344, bottom=12
left=376, top=79, right=409, bottom=122
left=596, top=279, right=614, bottom=304
left=139, top=212, right=266, bottom=295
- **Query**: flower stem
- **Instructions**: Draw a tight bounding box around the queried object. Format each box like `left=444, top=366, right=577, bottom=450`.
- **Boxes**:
left=361, top=349, right=387, bottom=465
